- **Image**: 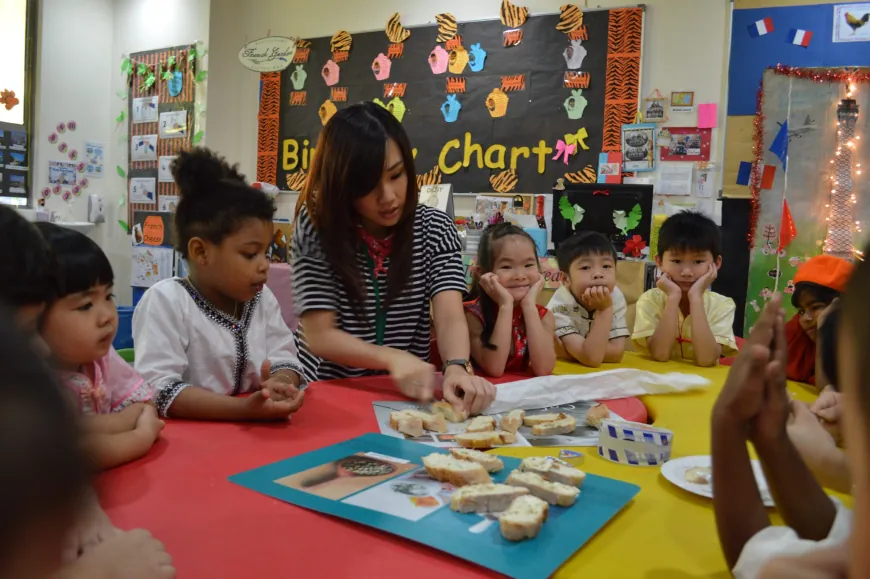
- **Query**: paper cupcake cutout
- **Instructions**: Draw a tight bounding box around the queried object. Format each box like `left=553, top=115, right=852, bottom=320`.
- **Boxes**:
left=290, top=65, right=307, bottom=90
left=468, top=43, right=487, bottom=72
left=485, top=88, right=510, bottom=118
left=563, top=39, right=587, bottom=70
left=441, top=94, right=462, bottom=123
left=386, top=13, right=411, bottom=43
left=319, top=100, right=337, bottom=126
left=448, top=46, right=468, bottom=74
left=564, top=89, right=588, bottom=120
left=372, top=53, right=392, bottom=81
left=429, top=46, right=449, bottom=74
left=372, top=98, right=388, bottom=109
left=387, top=96, right=406, bottom=123
left=436, top=13, right=457, bottom=43
left=321, top=60, right=340, bottom=86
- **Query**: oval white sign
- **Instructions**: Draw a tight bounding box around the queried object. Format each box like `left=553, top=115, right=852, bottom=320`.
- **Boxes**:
left=238, top=37, right=296, bottom=73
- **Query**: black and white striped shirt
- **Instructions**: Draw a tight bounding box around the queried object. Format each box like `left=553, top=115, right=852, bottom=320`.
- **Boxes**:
left=291, top=204, right=467, bottom=382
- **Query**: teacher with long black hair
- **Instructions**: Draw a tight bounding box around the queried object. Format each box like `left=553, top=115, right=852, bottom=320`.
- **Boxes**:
left=291, top=102, right=495, bottom=414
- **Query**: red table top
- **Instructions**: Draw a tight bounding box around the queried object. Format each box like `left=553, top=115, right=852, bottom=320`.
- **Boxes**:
left=99, top=376, right=646, bottom=578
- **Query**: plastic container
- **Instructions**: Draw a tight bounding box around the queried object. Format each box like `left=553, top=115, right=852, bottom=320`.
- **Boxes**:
left=113, top=306, right=135, bottom=350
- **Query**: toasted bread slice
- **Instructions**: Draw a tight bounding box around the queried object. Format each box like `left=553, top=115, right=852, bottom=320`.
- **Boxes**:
left=390, top=411, right=424, bottom=437
left=449, top=448, right=504, bottom=473
left=499, top=495, right=549, bottom=541
left=523, top=412, right=562, bottom=426
left=422, top=453, right=492, bottom=487
left=520, top=457, right=586, bottom=487
left=585, top=403, right=610, bottom=428
left=506, top=470, right=579, bottom=507
left=500, top=409, right=525, bottom=434
left=403, top=409, right=448, bottom=433
left=466, top=415, right=496, bottom=433
left=455, top=431, right=516, bottom=449
left=450, top=483, right=529, bottom=513
left=431, top=400, right=469, bottom=423
left=531, top=414, right=576, bottom=436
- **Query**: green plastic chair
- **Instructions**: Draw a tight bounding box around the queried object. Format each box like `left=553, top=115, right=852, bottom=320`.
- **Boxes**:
left=117, top=348, right=135, bottom=365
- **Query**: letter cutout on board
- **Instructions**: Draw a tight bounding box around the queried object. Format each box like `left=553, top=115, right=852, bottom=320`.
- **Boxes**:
left=439, top=138, right=462, bottom=174
left=441, top=94, right=461, bottom=123
left=563, top=39, right=587, bottom=70
left=372, top=53, right=392, bottom=81
left=291, top=65, right=307, bottom=90
left=564, top=89, right=588, bottom=120
left=468, top=43, right=487, bottom=72
left=429, top=46, right=449, bottom=74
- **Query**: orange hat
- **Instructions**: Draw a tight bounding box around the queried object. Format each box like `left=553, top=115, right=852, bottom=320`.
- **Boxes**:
left=793, top=255, right=854, bottom=292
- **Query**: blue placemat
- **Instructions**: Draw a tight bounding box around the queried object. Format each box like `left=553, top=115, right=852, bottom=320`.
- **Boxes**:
left=229, top=433, right=639, bottom=579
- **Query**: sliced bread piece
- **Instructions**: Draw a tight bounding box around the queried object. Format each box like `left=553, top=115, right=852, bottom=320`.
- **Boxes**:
left=522, top=412, right=563, bottom=426
left=449, top=448, right=504, bottom=473
left=390, top=411, right=424, bottom=438
left=455, top=431, right=516, bottom=449
left=422, top=453, right=492, bottom=487
left=466, top=415, right=496, bottom=433
left=585, top=403, right=610, bottom=428
left=450, top=483, right=529, bottom=513
left=531, top=414, right=576, bottom=436
left=403, top=409, right=448, bottom=433
left=431, top=400, right=469, bottom=423
left=499, top=495, right=549, bottom=541
left=500, top=409, right=525, bottom=434
left=505, top=470, right=580, bottom=507
left=519, top=457, right=586, bottom=488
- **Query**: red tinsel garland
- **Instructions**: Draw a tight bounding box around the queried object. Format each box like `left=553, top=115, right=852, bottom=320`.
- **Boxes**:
left=748, top=65, right=870, bottom=247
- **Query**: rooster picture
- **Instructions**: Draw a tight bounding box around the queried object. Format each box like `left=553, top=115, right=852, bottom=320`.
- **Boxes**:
left=845, top=11, right=870, bottom=34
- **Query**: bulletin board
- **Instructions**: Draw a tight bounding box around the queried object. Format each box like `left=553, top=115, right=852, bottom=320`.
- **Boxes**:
left=256, top=6, right=644, bottom=193
left=0, top=127, right=29, bottom=205
left=123, top=44, right=201, bottom=226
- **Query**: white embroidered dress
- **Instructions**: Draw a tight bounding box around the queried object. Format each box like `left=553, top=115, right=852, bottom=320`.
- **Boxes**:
left=132, top=277, right=306, bottom=417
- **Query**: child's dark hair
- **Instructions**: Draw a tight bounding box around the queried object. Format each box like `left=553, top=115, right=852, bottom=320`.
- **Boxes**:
left=791, top=282, right=840, bottom=310
left=35, top=223, right=113, bottom=298
left=0, top=206, right=55, bottom=307
left=469, top=223, right=539, bottom=350
left=556, top=231, right=617, bottom=272
left=657, top=211, right=722, bottom=259
left=840, top=247, right=870, bottom=428
left=818, top=301, right=840, bottom=391
left=0, top=302, right=90, bottom=564
left=173, top=148, right=276, bottom=258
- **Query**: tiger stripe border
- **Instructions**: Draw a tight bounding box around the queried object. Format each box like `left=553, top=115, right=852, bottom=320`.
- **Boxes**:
left=603, top=7, right=643, bottom=152
left=257, top=71, right=281, bottom=184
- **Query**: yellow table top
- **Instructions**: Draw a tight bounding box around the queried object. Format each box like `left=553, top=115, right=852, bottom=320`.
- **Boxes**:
left=493, top=351, right=841, bottom=578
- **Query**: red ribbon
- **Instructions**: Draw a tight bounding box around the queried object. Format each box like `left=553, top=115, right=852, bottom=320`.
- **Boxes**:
left=592, top=189, right=610, bottom=196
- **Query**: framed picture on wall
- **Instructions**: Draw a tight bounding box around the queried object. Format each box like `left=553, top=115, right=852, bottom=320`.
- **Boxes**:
left=642, top=89, right=668, bottom=123
left=621, top=123, right=657, bottom=172
left=660, top=127, right=712, bottom=162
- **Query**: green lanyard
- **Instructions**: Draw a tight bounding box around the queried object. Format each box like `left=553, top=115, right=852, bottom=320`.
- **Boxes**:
left=363, top=248, right=386, bottom=346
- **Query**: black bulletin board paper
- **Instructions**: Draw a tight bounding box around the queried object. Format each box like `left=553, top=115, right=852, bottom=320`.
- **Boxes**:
left=269, top=8, right=642, bottom=193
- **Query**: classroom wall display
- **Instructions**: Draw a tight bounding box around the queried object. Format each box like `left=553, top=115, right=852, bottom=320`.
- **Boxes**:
left=131, top=210, right=177, bottom=288
left=257, top=7, right=644, bottom=192
left=0, top=129, right=29, bottom=205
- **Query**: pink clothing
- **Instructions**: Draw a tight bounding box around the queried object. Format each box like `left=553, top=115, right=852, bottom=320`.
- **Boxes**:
left=59, top=347, right=153, bottom=414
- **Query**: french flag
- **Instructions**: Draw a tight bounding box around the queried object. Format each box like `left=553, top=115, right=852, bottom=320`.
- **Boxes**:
left=787, top=28, right=813, bottom=47
left=748, top=17, right=774, bottom=37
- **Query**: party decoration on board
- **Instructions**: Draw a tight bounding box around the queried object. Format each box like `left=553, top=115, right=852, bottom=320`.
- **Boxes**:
left=429, top=46, right=449, bottom=74
left=490, top=169, right=519, bottom=192
left=564, top=71, right=591, bottom=89
left=623, top=234, right=646, bottom=258
left=565, top=128, right=590, bottom=151
left=436, top=13, right=458, bottom=43
left=0, top=89, right=19, bottom=110
left=597, top=152, right=622, bottom=183
left=500, top=0, right=529, bottom=27
left=441, top=94, right=461, bottom=123
left=468, top=43, right=487, bottom=72
left=385, top=13, right=411, bottom=43
left=559, top=196, right=585, bottom=228
left=331, top=87, right=348, bottom=102
left=291, top=65, right=307, bottom=90
left=372, top=53, right=392, bottom=80
left=787, top=28, right=813, bottom=47
left=552, top=139, right=576, bottom=165
left=500, top=74, right=526, bottom=92
left=416, top=165, right=443, bottom=191
left=759, top=164, right=776, bottom=190
left=318, top=99, right=338, bottom=125
left=321, top=60, right=340, bottom=86
left=330, top=31, right=352, bottom=61
left=503, top=29, right=523, bottom=47
left=557, top=4, right=584, bottom=33
left=285, top=170, right=308, bottom=191
left=563, top=39, right=587, bottom=69
left=564, top=165, right=597, bottom=184
left=564, top=89, right=588, bottom=120
left=446, top=77, right=466, bottom=93
left=238, top=37, right=297, bottom=72
left=448, top=46, right=469, bottom=74
left=823, top=96, right=860, bottom=259
left=387, top=97, right=406, bottom=122
left=748, top=17, right=774, bottom=38
left=485, top=87, right=509, bottom=118
left=383, top=82, right=406, bottom=97
left=613, top=204, right=642, bottom=236
left=289, top=92, right=307, bottom=106
left=778, top=199, right=797, bottom=254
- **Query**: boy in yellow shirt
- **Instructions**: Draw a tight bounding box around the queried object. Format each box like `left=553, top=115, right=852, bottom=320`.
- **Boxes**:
left=632, top=211, right=737, bottom=366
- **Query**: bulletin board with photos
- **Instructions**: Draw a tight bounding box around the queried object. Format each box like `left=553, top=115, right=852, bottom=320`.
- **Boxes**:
left=124, top=44, right=200, bottom=226
left=0, top=126, right=29, bottom=206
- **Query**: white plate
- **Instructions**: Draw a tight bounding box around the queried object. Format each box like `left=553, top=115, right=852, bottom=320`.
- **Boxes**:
left=661, top=455, right=774, bottom=508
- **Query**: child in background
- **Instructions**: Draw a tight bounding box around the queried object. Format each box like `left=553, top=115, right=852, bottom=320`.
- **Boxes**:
left=633, top=211, right=737, bottom=366
left=547, top=231, right=629, bottom=367
left=133, top=148, right=306, bottom=420
left=785, top=255, right=852, bottom=386
left=36, top=223, right=163, bottom=471
left=465, top=223, right=555, bottom=377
